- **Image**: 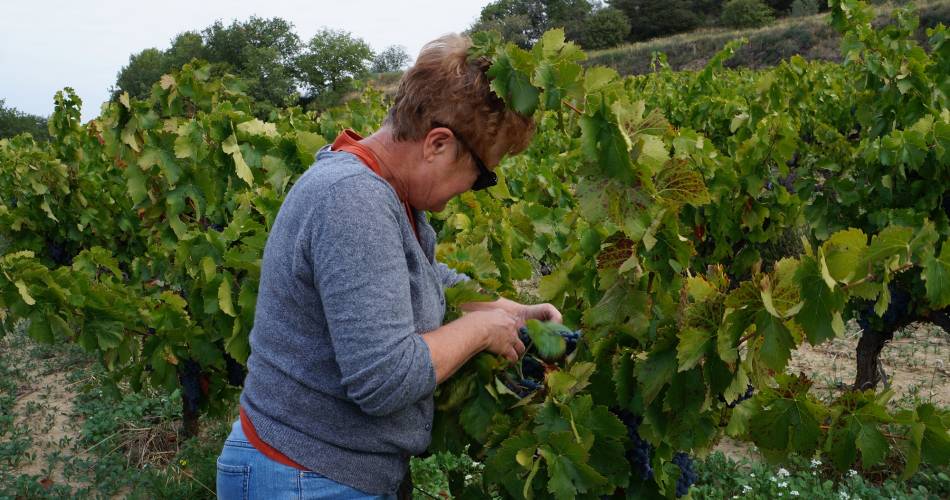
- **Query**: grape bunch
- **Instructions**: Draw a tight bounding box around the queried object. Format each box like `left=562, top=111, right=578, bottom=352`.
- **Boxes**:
left=45, top=237, right=72, bottom=266
left=517, top=325, right=583, bottom=359
left=507, top=325, right=582, bottom=399
left=508, top=378, right=542, bottom=398
left=178, top=359, right=204, bottom=415
left=672, top=452, right=698, bottom=497
left=613, top=409, right=654, bottom=481
left=718, top=384, right=754, bottom=408
left=225, top=351, right=247, bottom=386
left=562, top=329, right=581, bottom=356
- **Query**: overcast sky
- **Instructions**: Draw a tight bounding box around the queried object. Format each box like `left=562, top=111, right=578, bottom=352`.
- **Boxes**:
left=1, top=0, right=490, bottom=122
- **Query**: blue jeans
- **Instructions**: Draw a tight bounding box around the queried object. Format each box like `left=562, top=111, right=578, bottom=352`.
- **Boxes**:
left=216, top=419, right=397, bottom=500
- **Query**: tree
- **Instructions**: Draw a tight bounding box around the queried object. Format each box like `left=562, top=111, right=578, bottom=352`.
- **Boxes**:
left=610, top=0, right=701, bottom=41
left=473, top=0, right=549, bottom=46
left=296, top=29, right=374, bottom=110
left=371, top=45, right=411, bottom=73
left=547, top=0, right=596, bottom=42
left=201, top=17, right=302, bottom=108
left=574, top=6, right=631, bottom=49
left=0, top=99, right=49, bottom=141
left=164, top=31, right=208, bottom=70
left=113, top=48, right=168, bottom=100
left=470, top=0, right=597, bottom=48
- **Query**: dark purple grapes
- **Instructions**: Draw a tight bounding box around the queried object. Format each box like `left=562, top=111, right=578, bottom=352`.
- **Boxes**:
left=518, top=326, right=531, bottom=347
left=562, top=329, right=581, bottom=356
left=178, top=359, right=203, bottom=414
left=515, top=378, right=542, bottom=397
left=225, top=352, right=247, bottom=386
left=504, top=377, right=542, bottom=398
left=672, top=452, right=698, bottom=497
left=613, top=409, right=654, bottom=481
left=45, top=238, right=72, bottom=266
left=521, top=355, right=545, bottom=381
left=719, top=384, right=754, bottom=408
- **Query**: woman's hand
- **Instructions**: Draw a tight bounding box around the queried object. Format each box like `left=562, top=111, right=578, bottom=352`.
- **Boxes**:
left=519, top=302, right=562, bottom=324
left=461, top=297, right=564, bottom=325
left=465, top=309, right=525, bottom=362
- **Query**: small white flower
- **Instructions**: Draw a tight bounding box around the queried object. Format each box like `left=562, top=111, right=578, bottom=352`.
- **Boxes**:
left=742, top=485, right=753, bottom=493
left=791, top=491, right=800, bottom=496
left=839, top=491, right=850, bottom=500
left=777, top=468, right=790, bottom=478
left=750, top=473, right=756, bottom=478
left=770, top=476, right=778, bottom=482
left=779, top=481, right=788, bottom=488
left=464, top=474, right=473, bottom=481
left=778, top=494, right=783, bottom=497
left=810, top=458, right=822, bottom=468
left=848, top=469, right=858, bottom=477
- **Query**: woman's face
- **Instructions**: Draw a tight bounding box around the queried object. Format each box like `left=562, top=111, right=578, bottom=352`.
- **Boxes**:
left=411, top=129, right=491, bottom=212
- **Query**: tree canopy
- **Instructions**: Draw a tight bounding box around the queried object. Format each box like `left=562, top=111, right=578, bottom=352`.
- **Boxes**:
left=0, top=99, right=49, bottom=141
left=111, top=17, right=381, bottom=114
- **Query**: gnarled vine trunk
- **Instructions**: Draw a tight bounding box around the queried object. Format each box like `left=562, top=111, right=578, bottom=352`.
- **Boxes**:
left=853, top=327, right=893, bottom=390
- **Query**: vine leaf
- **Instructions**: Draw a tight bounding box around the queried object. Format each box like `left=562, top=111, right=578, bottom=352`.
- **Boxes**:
left=14, top=280, right=35, bottom=305
left=488, top=44, right=540, bottom=116
left=222, top=134, right=253, bottom=186
left=755, top=309, right=795, bottom=372
left=749, top=396, right=821, bottom=455
left=653, top=159, right=710, bottom=208
left=822, top=228, right=868, bottom=283
left=579, top=110, right=634, bottom=183
left=524, top=319, right=568, bottom=360
left=635, top=343, right=677, bottom=406
left=676, top=327, right=712, bottom=372
left=922, top=243, right=950, bottom=308
left=795, top=256, right=846, bottom=345
left=861, top=225, right=913, bottom=268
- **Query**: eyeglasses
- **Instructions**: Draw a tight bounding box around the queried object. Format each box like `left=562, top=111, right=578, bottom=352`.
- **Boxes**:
left=432, top=123, right=497, bottom=191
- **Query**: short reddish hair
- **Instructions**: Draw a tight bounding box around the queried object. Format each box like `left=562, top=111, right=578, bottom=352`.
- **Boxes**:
left=384, top=34, right=535, bottom=165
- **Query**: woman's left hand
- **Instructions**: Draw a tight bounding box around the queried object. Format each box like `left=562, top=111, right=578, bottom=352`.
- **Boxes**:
left=461, top=297, right=563, bottom=324
left=519, top=302, right=562, bottom=324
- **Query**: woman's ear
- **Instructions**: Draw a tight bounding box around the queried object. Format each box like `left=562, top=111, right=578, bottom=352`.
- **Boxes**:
left=422, top=127, right=456, bottom=162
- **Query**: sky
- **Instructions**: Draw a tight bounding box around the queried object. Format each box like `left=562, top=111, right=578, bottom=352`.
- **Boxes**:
left=0, top=0, right=490, bottom=122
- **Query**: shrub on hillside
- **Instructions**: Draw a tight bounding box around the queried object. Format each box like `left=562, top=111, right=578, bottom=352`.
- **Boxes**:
left=790, top=0, right=820, bottom=17
left=612, top=0, right=701, bottom=42
left=720, top=0, right=775, bottom=29
left=576, top=7, right=631, bottom=49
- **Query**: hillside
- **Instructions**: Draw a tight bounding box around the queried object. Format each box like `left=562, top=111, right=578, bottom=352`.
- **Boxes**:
left=587, top=0, right=950, bottom=74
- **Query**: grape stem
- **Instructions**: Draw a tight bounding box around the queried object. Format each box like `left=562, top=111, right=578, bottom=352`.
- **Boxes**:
left=561, top=99, right=584, bottom=115
left=842, top=262, right=914, bottom=291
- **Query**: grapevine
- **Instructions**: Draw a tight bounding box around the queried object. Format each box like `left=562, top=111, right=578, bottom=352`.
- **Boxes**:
left=0, top=0, right=947, bottom=498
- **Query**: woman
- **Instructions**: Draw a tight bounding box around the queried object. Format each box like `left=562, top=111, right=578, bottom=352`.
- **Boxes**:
left=215, top=33, right=562, bottom=499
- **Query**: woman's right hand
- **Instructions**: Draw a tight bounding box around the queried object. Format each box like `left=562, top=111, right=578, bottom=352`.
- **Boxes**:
left=460, top=309, right=525, bottom=362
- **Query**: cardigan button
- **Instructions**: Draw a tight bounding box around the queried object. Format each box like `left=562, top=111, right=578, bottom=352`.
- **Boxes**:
left=424, top=423, right=431, bottom=430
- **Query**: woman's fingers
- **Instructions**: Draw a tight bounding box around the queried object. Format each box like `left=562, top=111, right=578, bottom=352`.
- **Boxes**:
left=525, top=303, right=563, bottom=323
left=513, top=337, right=526, bottom=357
